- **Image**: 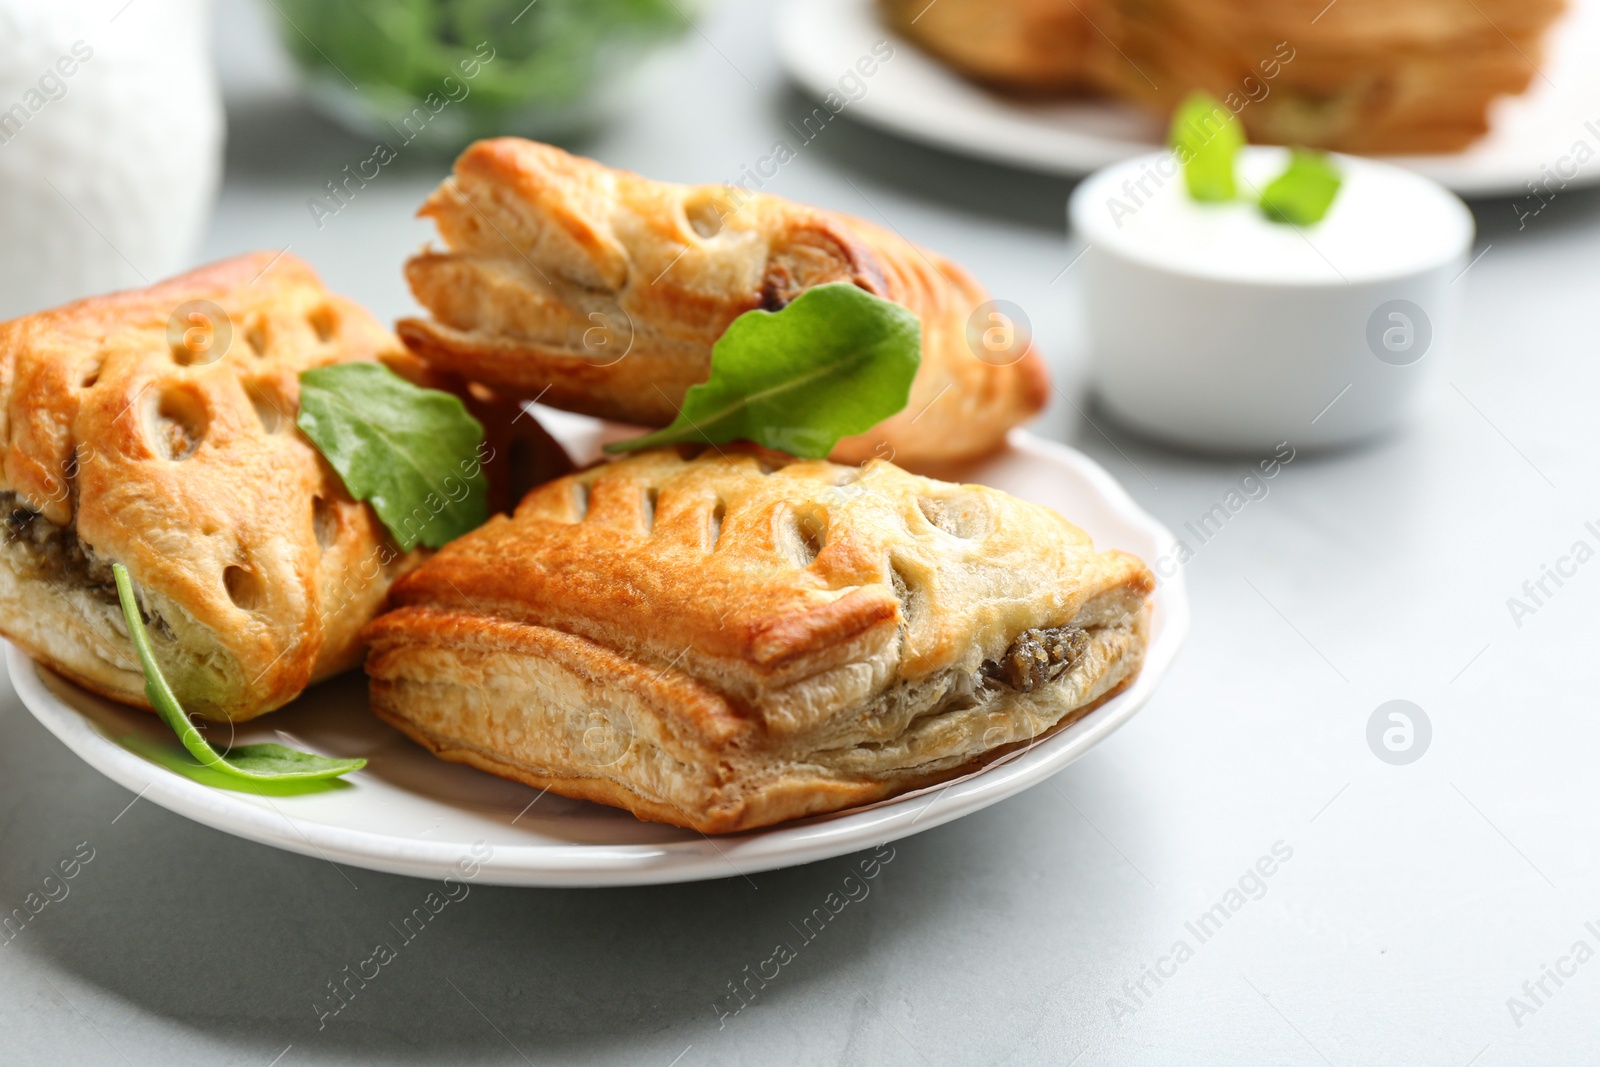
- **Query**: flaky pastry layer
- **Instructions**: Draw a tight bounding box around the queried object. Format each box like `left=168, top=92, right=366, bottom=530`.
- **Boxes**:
left=364, top=447, right=1154, bottom=832
left=397, top=138, right=1049, bottom=470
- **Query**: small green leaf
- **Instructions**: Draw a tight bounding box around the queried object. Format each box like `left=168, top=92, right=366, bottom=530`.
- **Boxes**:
left=116, top=732, right=353, bottom=795
left=1170, top=91, right=1245, bottom=202
left=113, top=564, right=365, bottom=782
left=206, top=743, right=366, bottom=778
left=605, top=283, right=921, bottom=459
left=1258, top=149, right=1343, bottom=226
left=296, top=362, right=488, bottom=551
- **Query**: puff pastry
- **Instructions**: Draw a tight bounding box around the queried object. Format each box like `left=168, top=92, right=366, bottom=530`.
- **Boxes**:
left=397, top=138, right=1050, bottom=469
left=1092, top=0, right=1567, bottom=154
left=364, top=446, right=1153, bottom=833
left=880, top=0, right=1106, bottom=94
left=882, top=0, right=1565, bottom=153
left=0, top=253, right=463, bottom=721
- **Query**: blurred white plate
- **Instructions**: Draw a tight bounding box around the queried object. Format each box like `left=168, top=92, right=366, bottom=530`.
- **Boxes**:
left=11, top=426, right=1187, bottom=887
left=777, top=0, right=1600, bottom=197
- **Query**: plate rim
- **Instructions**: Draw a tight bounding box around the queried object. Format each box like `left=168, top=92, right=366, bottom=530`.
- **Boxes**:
left=776, top=0, right=1598, bottom=197
left=9, top=429, right=1190, bottom=887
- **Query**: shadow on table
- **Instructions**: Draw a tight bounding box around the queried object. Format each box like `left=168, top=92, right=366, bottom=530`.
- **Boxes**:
left=1041, top=386, right=1434, bottom=538
left=1465, top=181, right=1600, bottom=243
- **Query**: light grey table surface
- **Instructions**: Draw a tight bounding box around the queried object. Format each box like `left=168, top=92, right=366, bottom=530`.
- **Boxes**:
left=4, top=2, right=1600, bottom=1064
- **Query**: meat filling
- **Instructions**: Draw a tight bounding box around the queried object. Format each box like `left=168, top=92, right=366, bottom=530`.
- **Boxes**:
left=2, top=493, right=119, bottom=605
left=986, top=625, right=1090, bottom=693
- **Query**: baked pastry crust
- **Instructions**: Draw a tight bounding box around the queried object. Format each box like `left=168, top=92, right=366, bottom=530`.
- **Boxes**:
left=881, top=0, right=1107, bottom=94
left=364, top=446, right=1153, bottom=833
left=881, top=0, right=1565, bottom=154
left=397, top=138, right=1050, bottom=469
left=0, top=253, right=434, bottom=721
left=1092, top=0, right=1567, bottom=154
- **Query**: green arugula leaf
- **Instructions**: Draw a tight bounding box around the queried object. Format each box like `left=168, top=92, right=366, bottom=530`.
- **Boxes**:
left=113, top=564, right=365, bottom=782
left=296, top=362, right=488, bottom=551
left=1170, top=91, right=1245, bottom=203
left=605, top=283, right=921, bottom=459
left=1258, top=149, right=1343, bottom=226
left=116, top=732, right=354, bottom=794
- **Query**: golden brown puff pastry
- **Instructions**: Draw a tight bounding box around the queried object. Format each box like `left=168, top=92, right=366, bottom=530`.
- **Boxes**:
left=1091, top=0, right=1566, bottom=154
left=396, top=138, right=1051, bottom=470
left=880, top=0, right=1108, bottom=95
left=879, top=0, right=1563, bottom=153
left=363, top=446, right=1153, bottom=833
left=0, top=253, right=438, bottom=721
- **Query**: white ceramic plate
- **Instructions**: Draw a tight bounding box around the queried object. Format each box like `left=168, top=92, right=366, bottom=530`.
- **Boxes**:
left=10, top=425, right=1187, bottom=887
left=777, top=0, right=1600, bottom=197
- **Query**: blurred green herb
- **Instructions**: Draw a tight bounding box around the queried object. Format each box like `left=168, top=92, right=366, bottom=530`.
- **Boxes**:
left=113, top=564, right=366, bottom=782
left=1170, top=92, right=1245, bottom=202
left=272, top=0, right=692, bottom=136
left=606, top=283, right=922, bottom=459
left=1258, top=149, right=1343, bottom=226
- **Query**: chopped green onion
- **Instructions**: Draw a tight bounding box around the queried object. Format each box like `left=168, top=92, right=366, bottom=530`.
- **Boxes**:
left=1170, top=92, right=1245, bottom=203
left=1259, top=149, right=1343, bottom=226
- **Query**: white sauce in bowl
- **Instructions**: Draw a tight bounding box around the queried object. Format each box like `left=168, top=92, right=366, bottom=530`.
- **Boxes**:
left=1072, top=146, right=1474, bottom=286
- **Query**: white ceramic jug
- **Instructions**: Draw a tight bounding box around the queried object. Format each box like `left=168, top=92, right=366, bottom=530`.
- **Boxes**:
left=0, top=0, right=223, bottom=318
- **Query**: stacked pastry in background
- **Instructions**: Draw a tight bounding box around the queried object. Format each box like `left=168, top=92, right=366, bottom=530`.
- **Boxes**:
left=882, top=0, right=1569, bottom=154
left=878, top=0, right=1106, bottom=94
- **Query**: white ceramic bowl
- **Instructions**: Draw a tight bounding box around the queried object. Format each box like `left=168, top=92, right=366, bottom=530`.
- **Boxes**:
left=1069, top=147, right=1475, bottom=452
